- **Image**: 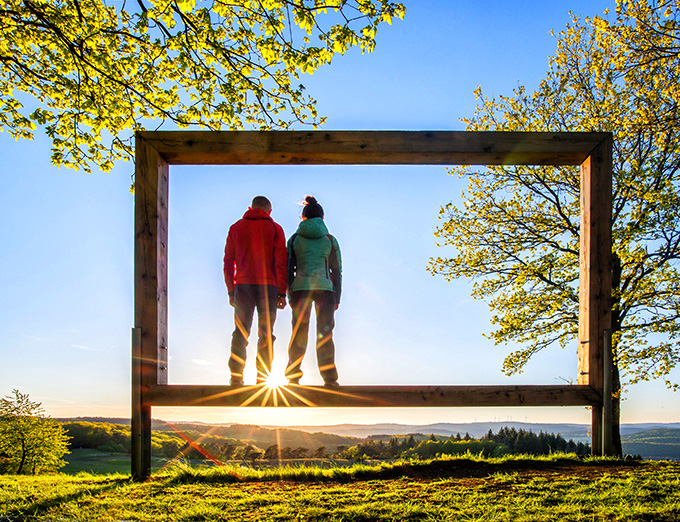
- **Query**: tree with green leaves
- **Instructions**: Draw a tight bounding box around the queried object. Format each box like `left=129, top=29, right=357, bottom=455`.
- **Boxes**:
left=429, top=0, right=680, bottom=455
left=240, top=443, right=264, bottom=463
left=0, top=0, right=404, bottom=172
left=312, top=445, right=328, bottom=458
left=0, top=390, right=70, bottom=474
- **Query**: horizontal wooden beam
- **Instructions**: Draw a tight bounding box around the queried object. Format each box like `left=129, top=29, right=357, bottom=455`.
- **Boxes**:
left=144, top=384, right=601, bottom=408
left=138, top=131, right=609, bottom=166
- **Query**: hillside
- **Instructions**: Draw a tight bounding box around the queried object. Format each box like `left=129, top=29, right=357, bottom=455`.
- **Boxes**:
left=58, top=418, right=680, bottom=460
left=282, top=421, right=591, bottom=440
left=58, top=418, right=362, bottom=452
left=160, top=422, right=363, bottom=451
left=284, top=421, right=680, bottom=441
left=622, top=429, right=680, bottom=460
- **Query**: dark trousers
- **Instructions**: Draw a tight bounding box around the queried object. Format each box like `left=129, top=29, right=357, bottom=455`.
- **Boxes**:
left=286, top=290, right=338, bottom=384
left=229, top=284, right=278, bottom=383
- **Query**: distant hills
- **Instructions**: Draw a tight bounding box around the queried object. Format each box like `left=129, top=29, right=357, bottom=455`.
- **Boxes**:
left=621, top=429, right=680, bottom=460
left=58, top=417, right=362, bottom=451
left=276, top=421, right=680, bottom=460
left=281, top=421, right=680, bottom=441
left=58, top=417, right=680, bottom=459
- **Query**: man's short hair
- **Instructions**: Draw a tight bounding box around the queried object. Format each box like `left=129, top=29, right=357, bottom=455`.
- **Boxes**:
left=251, top=196, right=272, bottom=211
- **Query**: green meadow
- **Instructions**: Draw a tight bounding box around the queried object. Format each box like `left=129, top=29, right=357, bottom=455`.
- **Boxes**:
left=2, top=455, right=679, bottom=521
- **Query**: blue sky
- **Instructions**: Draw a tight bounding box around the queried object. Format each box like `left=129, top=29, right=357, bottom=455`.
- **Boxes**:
left=1, top=0, right=678, bottom=427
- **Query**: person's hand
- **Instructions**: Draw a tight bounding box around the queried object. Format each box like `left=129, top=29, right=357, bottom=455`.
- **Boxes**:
left=229, top=295, right=235, bottom=308
left=277, top=296, right=287, bottom=310
left=334, top=303, right=339, bottom=311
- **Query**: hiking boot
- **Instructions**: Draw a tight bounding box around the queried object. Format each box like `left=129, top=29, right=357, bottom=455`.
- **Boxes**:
left=324, top=381, right=340, bottom=388
left=287, top=378, right=300, bottom=385
left=230, top=377, right=244, bottom=387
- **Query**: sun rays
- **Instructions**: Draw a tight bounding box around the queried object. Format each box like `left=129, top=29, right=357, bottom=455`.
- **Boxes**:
left=150, top=380, right=382, bottom=471
left=218, top=376, right=380, bottom=408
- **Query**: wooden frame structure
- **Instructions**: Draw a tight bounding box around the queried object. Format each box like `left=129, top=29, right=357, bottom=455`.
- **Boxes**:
left=133, top=130, right=613, bottom=480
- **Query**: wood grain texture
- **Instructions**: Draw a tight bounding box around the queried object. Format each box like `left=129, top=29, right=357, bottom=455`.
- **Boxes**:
left=143, top=384, right=601, bottom=408
left=578, top=137, right=613, bottom=456
left=139, top=130, right=610, bottom=166
left=132, top=136, right=169, bottom=480
left=134, top=135, right=169, bottom=386
left=577, top=137, right=612, bottom=392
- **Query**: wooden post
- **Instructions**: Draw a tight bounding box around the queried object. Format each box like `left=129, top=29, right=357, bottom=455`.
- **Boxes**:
left=130, top=327, right=149, bottom=480
left=603, top=329, right=614, bottom=455
left=132, top=134, right=169, bottom=480
left=578, top=136, right=613, bottom=456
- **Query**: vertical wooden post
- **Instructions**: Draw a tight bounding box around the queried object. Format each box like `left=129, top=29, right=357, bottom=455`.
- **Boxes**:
left=130, top=327, right=149, bottom=480
left=603, top=329, right=614, bottom=455
left=578, top=136, right=613, bottom=456
left=132, top=134, right=169, bottom=480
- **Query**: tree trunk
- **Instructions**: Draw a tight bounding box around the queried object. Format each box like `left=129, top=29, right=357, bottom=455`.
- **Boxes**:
left=17, top=438, right=26, bottom=474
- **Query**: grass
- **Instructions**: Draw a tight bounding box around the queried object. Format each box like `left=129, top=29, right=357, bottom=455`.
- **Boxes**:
left=60, top=449, right=173, bottom=475
left=1, top=454, right=679, bottom=521
left=59, top=450, right=134, bottom=475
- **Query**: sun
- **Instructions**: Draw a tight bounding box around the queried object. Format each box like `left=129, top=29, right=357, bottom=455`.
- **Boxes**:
left=264, top=372, right=289, bottom=389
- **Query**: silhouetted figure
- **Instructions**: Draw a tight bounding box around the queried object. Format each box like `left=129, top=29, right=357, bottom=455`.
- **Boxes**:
left=223, top=196, right=287, bottom=385
left=285, top=196, right=342, bottom=387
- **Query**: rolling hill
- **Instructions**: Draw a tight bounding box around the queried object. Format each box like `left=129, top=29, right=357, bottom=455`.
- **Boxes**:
left=622, top=429, right=680, bottom=460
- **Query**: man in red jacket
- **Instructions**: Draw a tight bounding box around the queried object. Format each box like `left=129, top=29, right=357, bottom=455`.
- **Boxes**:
left=224, top=196, right=287, bottom=386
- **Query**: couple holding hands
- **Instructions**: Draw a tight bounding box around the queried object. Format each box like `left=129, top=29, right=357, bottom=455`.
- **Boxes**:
left=223, top=195, right=341, bottom=388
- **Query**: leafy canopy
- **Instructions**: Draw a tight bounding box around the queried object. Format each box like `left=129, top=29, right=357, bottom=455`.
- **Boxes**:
left=429, top=0, right=680, bottom=391
left=0, top=389, right=71, bottom=474
left=0, top=0, right=404, bottom=171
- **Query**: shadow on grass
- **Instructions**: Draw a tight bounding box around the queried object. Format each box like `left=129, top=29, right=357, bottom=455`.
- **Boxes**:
left=2, top=476, right=130, bottom=520
left=162, top=454, right=643, bottom=485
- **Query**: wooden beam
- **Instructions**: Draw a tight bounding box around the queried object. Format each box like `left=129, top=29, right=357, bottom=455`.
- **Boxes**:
left=143, top=384, right=601, bottom=408
left=132, top=136, right=169, bottom=480
left=140, top=131, right=610, bottom=166
left=578, top=136, right=613, bottom=455
left=134, top=135, right=169, bottom=387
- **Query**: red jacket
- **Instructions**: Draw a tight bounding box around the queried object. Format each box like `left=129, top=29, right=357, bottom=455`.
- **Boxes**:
left=223, top=208, right=287, bottom=295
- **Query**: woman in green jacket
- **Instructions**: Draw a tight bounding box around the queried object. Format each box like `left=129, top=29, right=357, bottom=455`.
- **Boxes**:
left=285, top=196, right=342, bottom=387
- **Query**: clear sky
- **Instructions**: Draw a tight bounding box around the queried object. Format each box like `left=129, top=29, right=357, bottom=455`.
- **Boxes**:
left=1, top=0, right=678, bottom=428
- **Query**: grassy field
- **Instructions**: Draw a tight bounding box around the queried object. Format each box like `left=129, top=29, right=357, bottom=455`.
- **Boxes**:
left=2, top=455, right=679, bottom=521
left=60, top=449, right=175, bottom=475
left=59, top=449, right=362, bottom=476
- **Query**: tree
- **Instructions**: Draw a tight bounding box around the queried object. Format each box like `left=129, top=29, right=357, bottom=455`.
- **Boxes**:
left=240, top=443, right=264, bottom=463
left=263, top=443, right=280, bottom=460
left=313, top=445, right=328, bottom=458
left=603, top=0, right=680, bottom=71
left=333, top=444, right=348, bottom=458
left=0, top=390, right=70, bottom=474
left=220, top=440, right=238, bottom=460
left=429, top=0, right=680, bottom=455
left=291, top=446, right=309, bottom=459
left=0, top=0, right=404, bottom=172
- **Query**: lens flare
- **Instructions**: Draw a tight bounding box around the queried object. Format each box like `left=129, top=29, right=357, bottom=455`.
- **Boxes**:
left=264, top=372, right=288, bottom=389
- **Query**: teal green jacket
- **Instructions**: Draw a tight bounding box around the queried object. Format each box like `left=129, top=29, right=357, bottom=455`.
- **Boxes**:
left=287, top=217, right=342, bottom=304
